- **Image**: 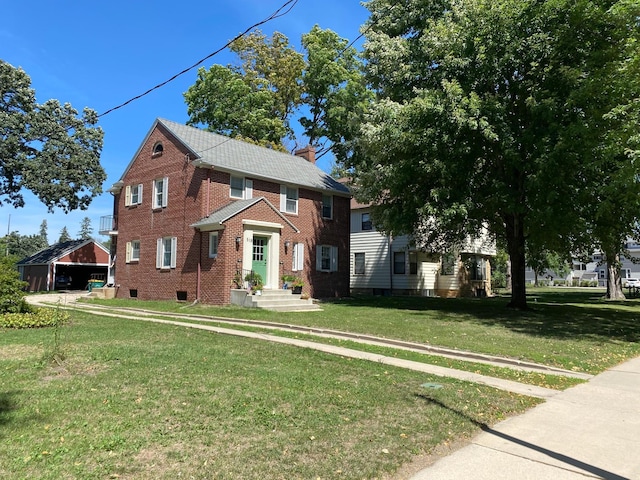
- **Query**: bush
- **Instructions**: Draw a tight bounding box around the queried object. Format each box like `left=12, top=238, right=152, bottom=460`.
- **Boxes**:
left=0, top=256, right=29, bottom=314
left=0, top=307, right=69, bottom=329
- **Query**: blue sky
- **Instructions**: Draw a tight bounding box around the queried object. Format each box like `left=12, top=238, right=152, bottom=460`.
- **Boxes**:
left=2, top=0, right=369, bottom=241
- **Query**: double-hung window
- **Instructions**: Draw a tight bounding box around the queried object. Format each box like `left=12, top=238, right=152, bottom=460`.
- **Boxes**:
left=322, top=194, right=333, bottom=219
left=316, top=245, right=338, bottom=272
left=354, top=252, right=365, bottom=275
left=230, top=176, right=253, bottom=199
left=280, top=185, right=298, bottom=214
left=126, top=240, right=140, bottom=263
left=153, top=177, right=169, bottom=209
left=156, top=237, right=177, bottom=269
left=361, top=213, right=372, bottom=231
left=125, top=184, right=143, bottom=206
left=393, top=251, right=406, bottom=274
left=209, top=232, right=219, bottom=258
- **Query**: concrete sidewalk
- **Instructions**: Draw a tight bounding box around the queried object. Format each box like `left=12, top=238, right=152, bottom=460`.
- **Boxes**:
left=410, top=356, right=640, bottom=479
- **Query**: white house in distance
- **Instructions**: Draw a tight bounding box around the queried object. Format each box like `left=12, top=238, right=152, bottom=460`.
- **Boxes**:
left=349, top=197, right=496, bottom=297
left=524, top=240, right=640, bottom=287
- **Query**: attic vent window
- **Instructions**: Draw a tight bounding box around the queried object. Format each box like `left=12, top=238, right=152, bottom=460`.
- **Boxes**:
left=152, top=142, right=164, bottom=156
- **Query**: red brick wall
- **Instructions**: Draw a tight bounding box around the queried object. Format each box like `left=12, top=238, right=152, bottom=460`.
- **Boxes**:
left=60, top=243, right=109, bottom=264
left=113, top=123, right=350, bottom=304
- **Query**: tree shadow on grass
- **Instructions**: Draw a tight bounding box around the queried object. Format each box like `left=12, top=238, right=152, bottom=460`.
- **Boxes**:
left=324, top=291, right=640, bottom=343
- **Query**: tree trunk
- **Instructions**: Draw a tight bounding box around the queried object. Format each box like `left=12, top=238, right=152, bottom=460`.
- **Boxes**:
left=605, top=250, right=625, bottom=300
left=506, top=258, right=512, bottom=291
left=505, top=213, right=528, bottom=309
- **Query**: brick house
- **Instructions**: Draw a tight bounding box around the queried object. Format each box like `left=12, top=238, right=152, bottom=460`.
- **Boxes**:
left=101, top=118, right=350, bottom=304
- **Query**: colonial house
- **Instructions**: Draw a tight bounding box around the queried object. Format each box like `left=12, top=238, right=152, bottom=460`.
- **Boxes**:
left=101, top=118, right=350, bottom=305
left=349, top=198, right=496, bottom=297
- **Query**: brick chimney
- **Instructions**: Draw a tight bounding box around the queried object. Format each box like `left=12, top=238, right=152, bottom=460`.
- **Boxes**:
left=294, top=146, right=316, bottom=165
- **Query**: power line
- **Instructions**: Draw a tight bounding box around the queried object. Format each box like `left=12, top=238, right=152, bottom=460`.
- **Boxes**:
left=98, top=0, right=299, bottom=118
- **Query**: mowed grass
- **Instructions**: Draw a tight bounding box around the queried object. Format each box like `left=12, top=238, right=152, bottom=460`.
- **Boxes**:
left=86, top=288, right=640, bottom=374
left=1, top=312, right=538, bottom=480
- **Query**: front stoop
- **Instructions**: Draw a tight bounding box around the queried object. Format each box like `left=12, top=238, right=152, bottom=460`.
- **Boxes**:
left=244, top=289, right=322, bottom=312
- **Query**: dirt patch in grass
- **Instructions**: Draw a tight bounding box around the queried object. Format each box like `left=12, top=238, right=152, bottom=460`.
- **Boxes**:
left=0, top=344, right=41, bottom=361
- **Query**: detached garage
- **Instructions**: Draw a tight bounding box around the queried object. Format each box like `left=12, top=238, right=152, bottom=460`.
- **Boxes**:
left=17, top=239, right=110, bottom=292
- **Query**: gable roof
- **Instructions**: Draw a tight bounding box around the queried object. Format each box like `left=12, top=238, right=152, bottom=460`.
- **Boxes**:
left=115, top=118, right=351, bottom=196
left=17, top=239, right=107, bottom=265
left=190, top=197, right=299, bottom=232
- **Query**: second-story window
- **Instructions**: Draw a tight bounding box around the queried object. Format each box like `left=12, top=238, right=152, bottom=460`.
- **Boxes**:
left=322, top=194, right=333, bottom=219
left=230, top=176, right=244, bottom=198
left=153, top=177, right=168, bottom=209
left=230, top=176, right=253, bottom=200
left=361, top=213, right=372, bottom=231
left=280, top=185, right=298, bottom=214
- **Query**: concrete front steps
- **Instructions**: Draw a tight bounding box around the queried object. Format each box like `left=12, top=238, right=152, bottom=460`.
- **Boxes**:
left=233, top=289, right=322, bottom=312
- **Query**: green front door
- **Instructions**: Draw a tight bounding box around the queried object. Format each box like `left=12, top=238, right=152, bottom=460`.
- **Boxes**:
left=252, top=236, right=268, bottom=285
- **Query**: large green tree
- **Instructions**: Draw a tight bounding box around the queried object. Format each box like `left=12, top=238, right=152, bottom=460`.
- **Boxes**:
left=185, top=31, right=304, bottom=149
left=0, top=60, right=105, bottom=212
left=576, top=0, right=640, bottom=300
left=300, top=26, right=372, bottom=157
left=184, top=28, right=369, bottom=154
left=344, top=0, right=639, bottom=309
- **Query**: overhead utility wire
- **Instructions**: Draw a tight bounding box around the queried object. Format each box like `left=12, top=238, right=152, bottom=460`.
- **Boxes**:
left=98, top=0, right=299, bottom=118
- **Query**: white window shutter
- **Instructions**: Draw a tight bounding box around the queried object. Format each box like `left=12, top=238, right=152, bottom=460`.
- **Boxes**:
left=331, top=246, right=338, bottom=272
left=156, top=238, right=162, bottom=268
left=170, top=237, right=177, bottom=268
left=280, top=184, right=286, bottom=211
left=292, top=243, right=304, bottom=271
left=125, top=185, right=131, bottom=206
left=126, top=242, right=132, bottom=263
left=296, top=243, right=304, bottom=271
left=245, top=179, right=253, bottom=199
left=292, top=244, right=298, bottom=271
left=138, top=183, right=143, bottom=204
left=162, top=177, right=169, bottom=207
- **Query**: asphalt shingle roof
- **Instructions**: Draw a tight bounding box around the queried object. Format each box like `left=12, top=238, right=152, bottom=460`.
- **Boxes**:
left=157, top=119, right=350, bottom=196
left=17, top=239, right=92, bottom=265
left=190, top=197, right=299, bottom=232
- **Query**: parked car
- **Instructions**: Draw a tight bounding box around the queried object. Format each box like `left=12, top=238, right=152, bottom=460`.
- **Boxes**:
left=55, top=275, right=72, bottom=290
left=624, top=278, right=640, bottom=288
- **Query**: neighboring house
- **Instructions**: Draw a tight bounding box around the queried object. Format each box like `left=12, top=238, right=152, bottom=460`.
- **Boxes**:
left=524, top=241, right=640, bottom=286
left=17, top=239, right=109, bottom=292
left=101, top=118, right=350, bottom=304
left=349, top=199, right=496, bottom=298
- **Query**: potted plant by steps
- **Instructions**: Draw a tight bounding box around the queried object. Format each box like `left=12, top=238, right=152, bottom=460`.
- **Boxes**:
left=245, top=272, right=264, bottom=295
left=291, top=277, right=304, bottom=294
left=281, top=274, right=295, bottom=289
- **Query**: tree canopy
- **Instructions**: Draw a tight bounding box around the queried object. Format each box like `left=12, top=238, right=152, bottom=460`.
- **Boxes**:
left=184, top=27, right=369, bottom=155
left=343, top=0, right=640, bottom=309
left=0, top=60, right=105, bottom=212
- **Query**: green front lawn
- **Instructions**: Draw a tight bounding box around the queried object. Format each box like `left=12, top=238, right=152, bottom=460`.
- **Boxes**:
left=1, top=312, right=538, bottom=479
left=85, top=288, right=640, bottom=374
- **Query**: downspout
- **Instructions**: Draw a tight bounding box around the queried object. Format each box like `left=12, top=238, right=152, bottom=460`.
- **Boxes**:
left=388, top=236, right=393, bottom=293
left=196, top=230, right=202, bottom=302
